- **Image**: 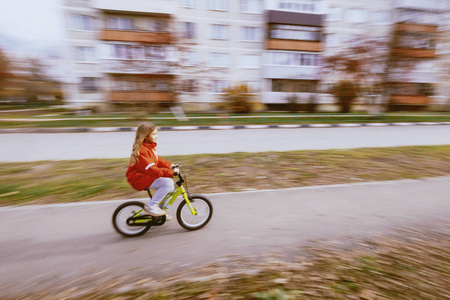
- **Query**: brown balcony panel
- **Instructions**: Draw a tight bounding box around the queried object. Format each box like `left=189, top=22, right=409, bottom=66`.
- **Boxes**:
left=109, top=92, right=175, bottom=102
left=394, top=23, right=438, bottom=34
left=392, top=48, right=436, bottom=58
left=101, top=30, right=172, bottom=44
left=390, top=95, right=429, bottom=105
left=266, top=39, right=322, bottom=52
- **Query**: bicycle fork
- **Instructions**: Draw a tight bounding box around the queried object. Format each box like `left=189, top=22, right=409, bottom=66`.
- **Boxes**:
left=180, top=186, right=198, bottom=216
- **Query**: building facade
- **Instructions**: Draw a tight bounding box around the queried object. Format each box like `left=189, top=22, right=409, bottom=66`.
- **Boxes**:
left=61, top=0, right=450, bottom=111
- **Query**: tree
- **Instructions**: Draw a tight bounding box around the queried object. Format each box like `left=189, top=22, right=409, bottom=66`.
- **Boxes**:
left=330, top=80, right=360, bottom=113
left=322, top=35, right=414, bottom=113
left=0, top=48, right=12, bottom=100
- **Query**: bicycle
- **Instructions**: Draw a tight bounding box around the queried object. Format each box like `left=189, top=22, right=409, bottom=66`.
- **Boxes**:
left=112, top=165, right=213, bottom=237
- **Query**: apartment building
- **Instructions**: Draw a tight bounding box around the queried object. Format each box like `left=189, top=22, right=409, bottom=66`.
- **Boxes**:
left=388, top=0, right=447, bottom=110
left=61, top=0, right=449, bottom=111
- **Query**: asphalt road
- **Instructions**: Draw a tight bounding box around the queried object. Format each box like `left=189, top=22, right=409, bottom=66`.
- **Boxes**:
left=0, top=125, right=450, bottom=162
left=0, top=176, right=449, bottom=297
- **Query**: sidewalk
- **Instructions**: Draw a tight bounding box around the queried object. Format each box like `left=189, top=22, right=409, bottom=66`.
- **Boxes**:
left=0, top=121, right=450, bottom=133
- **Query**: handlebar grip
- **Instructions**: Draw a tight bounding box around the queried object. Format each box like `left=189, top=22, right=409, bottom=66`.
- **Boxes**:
left=172, top=164, right=180, bottom=169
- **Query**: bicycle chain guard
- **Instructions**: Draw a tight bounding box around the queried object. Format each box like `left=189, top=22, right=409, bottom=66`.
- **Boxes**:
left=127, top=214, right=166, bottom=227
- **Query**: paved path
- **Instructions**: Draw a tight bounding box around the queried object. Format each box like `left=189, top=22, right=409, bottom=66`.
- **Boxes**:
left=1, top=125, right=450, bottom=162
left=0, top=176, right=449, bottom=297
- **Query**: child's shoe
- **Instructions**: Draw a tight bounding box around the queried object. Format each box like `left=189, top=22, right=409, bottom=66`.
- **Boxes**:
left=143, top=204, right=166, bottom=216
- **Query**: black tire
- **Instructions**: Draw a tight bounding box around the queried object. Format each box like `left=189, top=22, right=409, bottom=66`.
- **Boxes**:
left=177, top=195, right=213, bottom=231
left=112, top=201, right=151, bottom=237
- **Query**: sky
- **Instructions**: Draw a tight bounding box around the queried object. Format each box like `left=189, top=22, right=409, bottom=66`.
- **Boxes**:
left=0, top=0, right=64, bottom=53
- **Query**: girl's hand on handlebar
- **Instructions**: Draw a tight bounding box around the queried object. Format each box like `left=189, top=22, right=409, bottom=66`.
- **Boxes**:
left=173, top=168, right=180, bottom=176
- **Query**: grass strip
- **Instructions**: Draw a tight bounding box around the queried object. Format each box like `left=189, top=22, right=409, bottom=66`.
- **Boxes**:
left=1, top=145, right=449, bottom=206
left=1, top=113, right=450, bottom=128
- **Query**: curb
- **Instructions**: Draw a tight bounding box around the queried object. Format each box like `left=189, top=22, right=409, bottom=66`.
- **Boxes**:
left=0, top=122, right=449, bottom=134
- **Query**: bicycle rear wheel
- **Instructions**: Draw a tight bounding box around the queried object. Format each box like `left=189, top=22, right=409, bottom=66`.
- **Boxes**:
left=112, top=201, right=151, bottom=237
left=177, top=195, right=213, bottom=231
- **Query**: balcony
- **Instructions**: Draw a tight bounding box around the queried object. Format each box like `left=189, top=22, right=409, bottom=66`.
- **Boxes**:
left=101, top=30, right=172, bottom=44
left=266, top=39, right=323, bottom=52
left=263, top=65, right=320, bottom=80
left=101, top=59, right=176, bottom=74
left=109, top=91, right=175, bottom=102
left=392, top=48, right=436, bottom=58
left=266, top=39, right=322, bottom=52
left=394, top=23, right=438, bottom=34
left=390, top=95, right=430, bottom=105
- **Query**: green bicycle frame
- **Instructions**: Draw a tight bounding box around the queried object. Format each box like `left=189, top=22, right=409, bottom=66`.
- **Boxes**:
left=133, top=185, right=197, bottom=224
left=160, top=185, right=198, bottom=215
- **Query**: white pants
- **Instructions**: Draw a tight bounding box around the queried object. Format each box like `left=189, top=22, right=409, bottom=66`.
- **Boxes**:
left=148, top=177, right=175, bottom=207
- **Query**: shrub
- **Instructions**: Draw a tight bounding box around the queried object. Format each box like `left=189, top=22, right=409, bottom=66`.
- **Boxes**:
left=221, top=84, right=254, bottom=114
left=330, top=80, right=360, bottom=113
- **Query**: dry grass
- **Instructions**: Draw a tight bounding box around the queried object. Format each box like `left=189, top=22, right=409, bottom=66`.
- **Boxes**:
left=1, top=145, right=449, bottom=206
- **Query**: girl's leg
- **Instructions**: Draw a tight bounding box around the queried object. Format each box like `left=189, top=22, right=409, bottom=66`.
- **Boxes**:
left=148, top=177, right=174, bottom=207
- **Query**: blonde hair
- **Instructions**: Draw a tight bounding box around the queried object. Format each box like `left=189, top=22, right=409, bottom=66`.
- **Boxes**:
left=130, top=122, right=156, bottom=165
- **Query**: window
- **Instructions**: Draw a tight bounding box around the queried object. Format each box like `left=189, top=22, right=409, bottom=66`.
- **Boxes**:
left=240, top=0, right=262, bottom=13
left=209, top=52, right=230, bottom=67
left=149, top=19, right=166, bottom=32
left=272, top=80, right=283, bottom=92
left=182, top=22, right=196, bottom=38
left=396, top=33, right=435, bottom=50
left=269, top=51, right=321, bottom=66
left=182, top=79, right=198, bottom=92
left=107, top=17, right=133, bottom=30
left=294, top=80, right=317, bottom=93
left=241, top=26, right=261, bottom=41
left=103, top=44, right=169, bottom=60
left=210, top=24, right=229, bottom=40
left=211, top=80, right=229, bottom=93
left=239, top=54, right=260, bottom=68
left=181, top=0, right=195, bottom=8
left=346, top=8, right=368, bottom=23
left=208, top=0, right=228, bottom=10
left=272, top=79, right=317, bottom=93
left=71, top=14, right=95, bottom=31
left=326, top=7, right=341, bottom=21
left=278, top=0, right=317, bottom=12
left=113, top=44, right=133, bottom=59
left=269, top=24, right=321, bottom=41
left=371, top=11, right=391, bottom=24
left=145, top=46, right=167, bottom=60
left=80, top=77, right=99, bottom=92
left=75, top=46, right=96, bottom=62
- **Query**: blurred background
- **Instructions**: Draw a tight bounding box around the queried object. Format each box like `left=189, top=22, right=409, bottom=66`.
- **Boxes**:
left=1, top=0, right=450, bottom=115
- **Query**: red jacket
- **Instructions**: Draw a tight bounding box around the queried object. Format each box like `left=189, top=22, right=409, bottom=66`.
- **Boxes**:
left=126, top=141, right=174, bottom=191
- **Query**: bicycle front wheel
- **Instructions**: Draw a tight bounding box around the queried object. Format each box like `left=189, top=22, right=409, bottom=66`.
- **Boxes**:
left=177, top=195, right=213, bottom=231
left=112, top=201, right=151, bottom=237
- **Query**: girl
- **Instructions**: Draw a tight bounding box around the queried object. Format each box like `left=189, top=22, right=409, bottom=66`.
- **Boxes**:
left=126, top=122, right=179, bottom=217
